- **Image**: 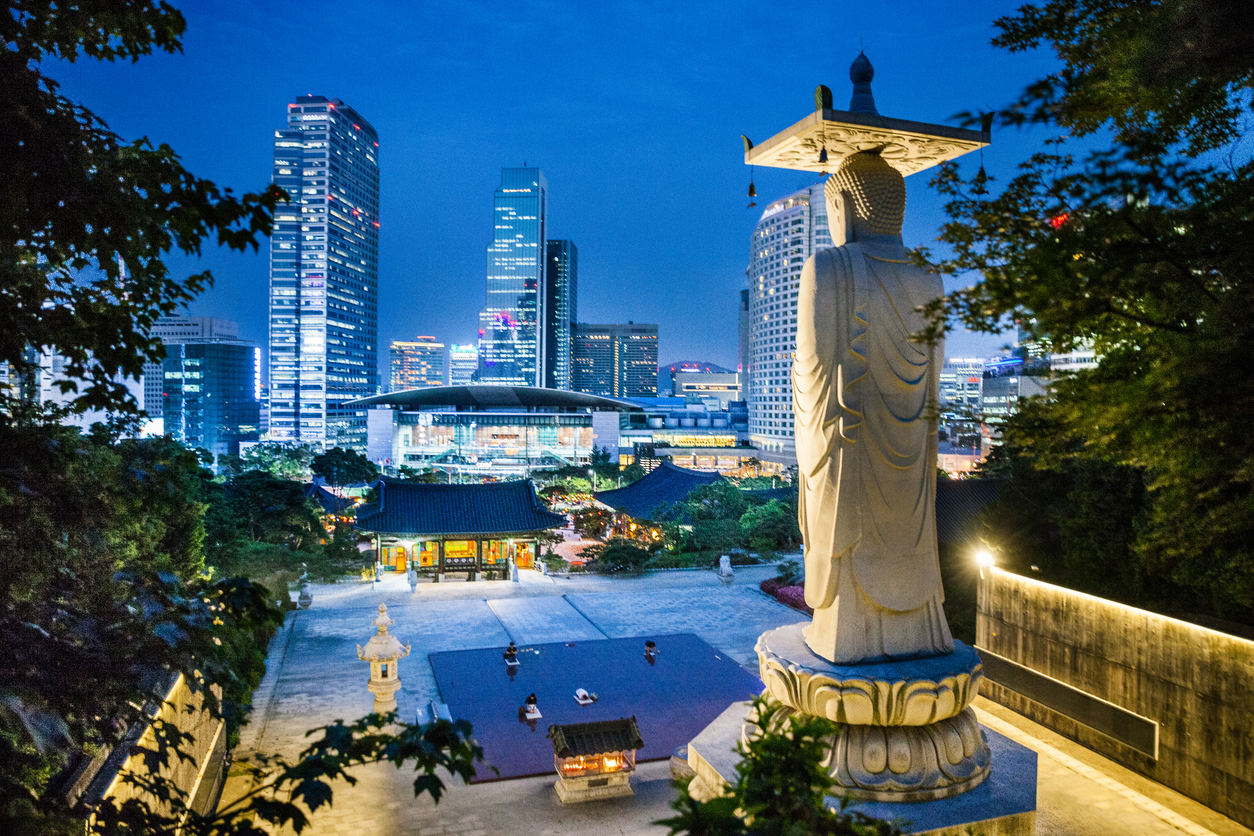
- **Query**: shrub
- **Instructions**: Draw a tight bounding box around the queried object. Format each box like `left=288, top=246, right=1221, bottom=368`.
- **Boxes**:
left=760, top=577, right=783, bottom=597
left=775, top=558, right=803, bottom=585
left=728, top=551, right=761, bottom=566
left=583, top=538, right=653, bottom=575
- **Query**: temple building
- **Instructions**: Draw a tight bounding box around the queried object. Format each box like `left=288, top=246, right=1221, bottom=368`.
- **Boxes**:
left=355, top=478, right=565, bottom=578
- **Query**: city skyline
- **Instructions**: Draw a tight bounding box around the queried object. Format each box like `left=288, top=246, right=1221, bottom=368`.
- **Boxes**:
left=48, top=3, right=1057, bottom=381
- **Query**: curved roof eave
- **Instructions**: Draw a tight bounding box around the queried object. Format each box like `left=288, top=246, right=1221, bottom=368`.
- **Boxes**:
left=346, top=385, right=642, bottom=412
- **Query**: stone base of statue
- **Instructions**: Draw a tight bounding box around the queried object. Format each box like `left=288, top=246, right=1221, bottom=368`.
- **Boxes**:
left=685, top=623, right=1037, bottom=834
left=687, top=700, right=1037, bottom=835
left=755, top=624, right=990, bottom=801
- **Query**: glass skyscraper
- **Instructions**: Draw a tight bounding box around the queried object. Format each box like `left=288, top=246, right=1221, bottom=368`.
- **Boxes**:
left=163, top=341, right=261, bottom=463
left=544, top=239, right=577, bottom=390
left=478, top=168, right=547, bottom=387
left=268, top=95, right=379, bottom=450
left=746, top=185, right=831, bottom=454
left=448, top=344, right=479, bottom=385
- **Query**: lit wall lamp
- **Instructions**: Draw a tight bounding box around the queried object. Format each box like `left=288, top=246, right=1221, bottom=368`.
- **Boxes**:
left=975, top=546, right=996, bottom=580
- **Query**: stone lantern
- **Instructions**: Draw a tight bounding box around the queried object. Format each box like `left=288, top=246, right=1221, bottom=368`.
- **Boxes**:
left=356, top=603, right=411, bottom=713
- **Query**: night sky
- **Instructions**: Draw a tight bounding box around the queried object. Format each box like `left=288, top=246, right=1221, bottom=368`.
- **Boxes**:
left=50, top=0, right=1060, bottom=376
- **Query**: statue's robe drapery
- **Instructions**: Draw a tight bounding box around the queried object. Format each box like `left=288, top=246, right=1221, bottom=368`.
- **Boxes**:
left=793, top=241, right=953, bottom=664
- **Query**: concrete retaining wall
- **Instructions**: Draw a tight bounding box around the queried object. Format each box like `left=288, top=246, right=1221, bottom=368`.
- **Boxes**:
left=976, top=567, right=1254, bottom=828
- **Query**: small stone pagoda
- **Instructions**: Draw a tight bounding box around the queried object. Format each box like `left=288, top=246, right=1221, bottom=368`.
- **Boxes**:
left=356, top=603, right=411, bottom=713
left=547, top=717, right=644, bottom=803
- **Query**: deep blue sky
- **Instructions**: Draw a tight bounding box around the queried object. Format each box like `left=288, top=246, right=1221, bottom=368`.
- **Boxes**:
left=52, top=0, right=1059, bottom=374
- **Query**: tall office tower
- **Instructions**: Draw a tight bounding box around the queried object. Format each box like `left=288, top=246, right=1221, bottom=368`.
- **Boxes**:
left=268, top=95, right=380, bottom=450
left=141, top=316, right=240, bottom=421
left=389, top=336, right=445, bottom=391
left=746, top=184, right=831, bottom=454
left=477, top=168, right=547, bottom=387
left=163, top=340, right=261, bottom=463
left=571, top=323, right=658, bottom=398
left=543, top=240, right=578, bottom=390
left=448, top=344, right=479, bottom=385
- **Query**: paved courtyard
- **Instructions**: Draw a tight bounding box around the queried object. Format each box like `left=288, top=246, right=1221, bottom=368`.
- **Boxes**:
left=228, top=567, right=1254, bottom=836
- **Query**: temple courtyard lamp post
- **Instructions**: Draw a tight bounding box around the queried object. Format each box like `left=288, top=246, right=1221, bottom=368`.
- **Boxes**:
left=357, top=603, right=411, bottom=714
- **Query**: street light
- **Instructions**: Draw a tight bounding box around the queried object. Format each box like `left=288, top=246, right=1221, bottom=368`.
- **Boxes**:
left=587, top=468, right=597, bottom=492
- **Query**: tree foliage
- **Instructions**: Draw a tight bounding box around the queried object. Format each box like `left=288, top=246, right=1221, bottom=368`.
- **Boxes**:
left=223, top=470, right=323, bottom=550
left=87, top=712, right=485, bottom=836
left=1, top=0, right=282, bottom=414
left=311, top=447, right=378, bottom=487
left=236, top=443, right=316, bottom=482
left=740, top=500, right=800, bottom=554
left=926, top=0, right=1254, bottom=623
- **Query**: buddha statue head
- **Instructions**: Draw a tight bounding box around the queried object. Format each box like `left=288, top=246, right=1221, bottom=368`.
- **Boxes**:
left=825, top=151, right=906, bottom=245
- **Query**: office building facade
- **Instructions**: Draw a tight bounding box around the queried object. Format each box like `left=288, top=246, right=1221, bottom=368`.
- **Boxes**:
left=544, top=239, right=578, bottom=390
left=449, top=344, right=479, bottom=385
left=142, top=316, right=240, bottom=421
left=939, top=358, right=985, bottom=416
left=163, top=341, right=261, bottom=462
left=746, top=185, right=831, bottom=453
left=478, top=168, right=547, bottom=387
left=268, top=95, right=380, bottom=450
left=572, top=323, right=658, bottom=398
left=389, top=336, right=445, bottom=391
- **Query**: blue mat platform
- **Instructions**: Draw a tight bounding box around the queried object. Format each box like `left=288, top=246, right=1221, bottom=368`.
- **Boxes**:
left=429, top=633, right=762, bottom=781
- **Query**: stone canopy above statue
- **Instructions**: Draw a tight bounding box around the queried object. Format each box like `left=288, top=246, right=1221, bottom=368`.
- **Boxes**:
left=742, top=53, right=989, bottom=177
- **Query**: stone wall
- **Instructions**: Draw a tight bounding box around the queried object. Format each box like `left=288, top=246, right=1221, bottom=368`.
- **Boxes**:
left=95, top=673, right=227, bottom=821
left=976, top=568, right=1254, bottom=828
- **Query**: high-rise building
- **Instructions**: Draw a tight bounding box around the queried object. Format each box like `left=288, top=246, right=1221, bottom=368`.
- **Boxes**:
left=571, top=323, right=658, bottom=398
left=478, top=168, right=547, bottom=387
left=746, top=184, right=831, bottom=454
left=449, top=344, right=479, bottom=386
left=267, top=95, right=380, bottom=450
left=939, top=358, right=985, bottom=416
left=544, top=240, right=578, bottom=390
left=142, top=316, right=240, bottom=421
left=163, top=341, right=261, bottom=463
left=389, top=336, right=445, bottom=391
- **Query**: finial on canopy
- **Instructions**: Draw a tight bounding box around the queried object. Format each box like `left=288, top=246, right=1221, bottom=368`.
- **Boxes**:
left=848, top=52, right=877, bottom=114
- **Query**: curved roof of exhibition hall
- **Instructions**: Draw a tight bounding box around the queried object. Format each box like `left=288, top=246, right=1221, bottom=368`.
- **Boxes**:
left=347, top=385, right=642, bottom=412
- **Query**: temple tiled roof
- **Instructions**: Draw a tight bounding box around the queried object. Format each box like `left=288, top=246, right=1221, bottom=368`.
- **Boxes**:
left=593, top=462, right=724, bottom=519
left=355, top=478, right=565, bottom=536
left=547, top=717, right=644, bottom=758
left=306, top=483, right=355, bottom=516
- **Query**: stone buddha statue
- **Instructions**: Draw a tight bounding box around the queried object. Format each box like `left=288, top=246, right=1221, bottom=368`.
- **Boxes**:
left=794, top=150, right=953, bottom=665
